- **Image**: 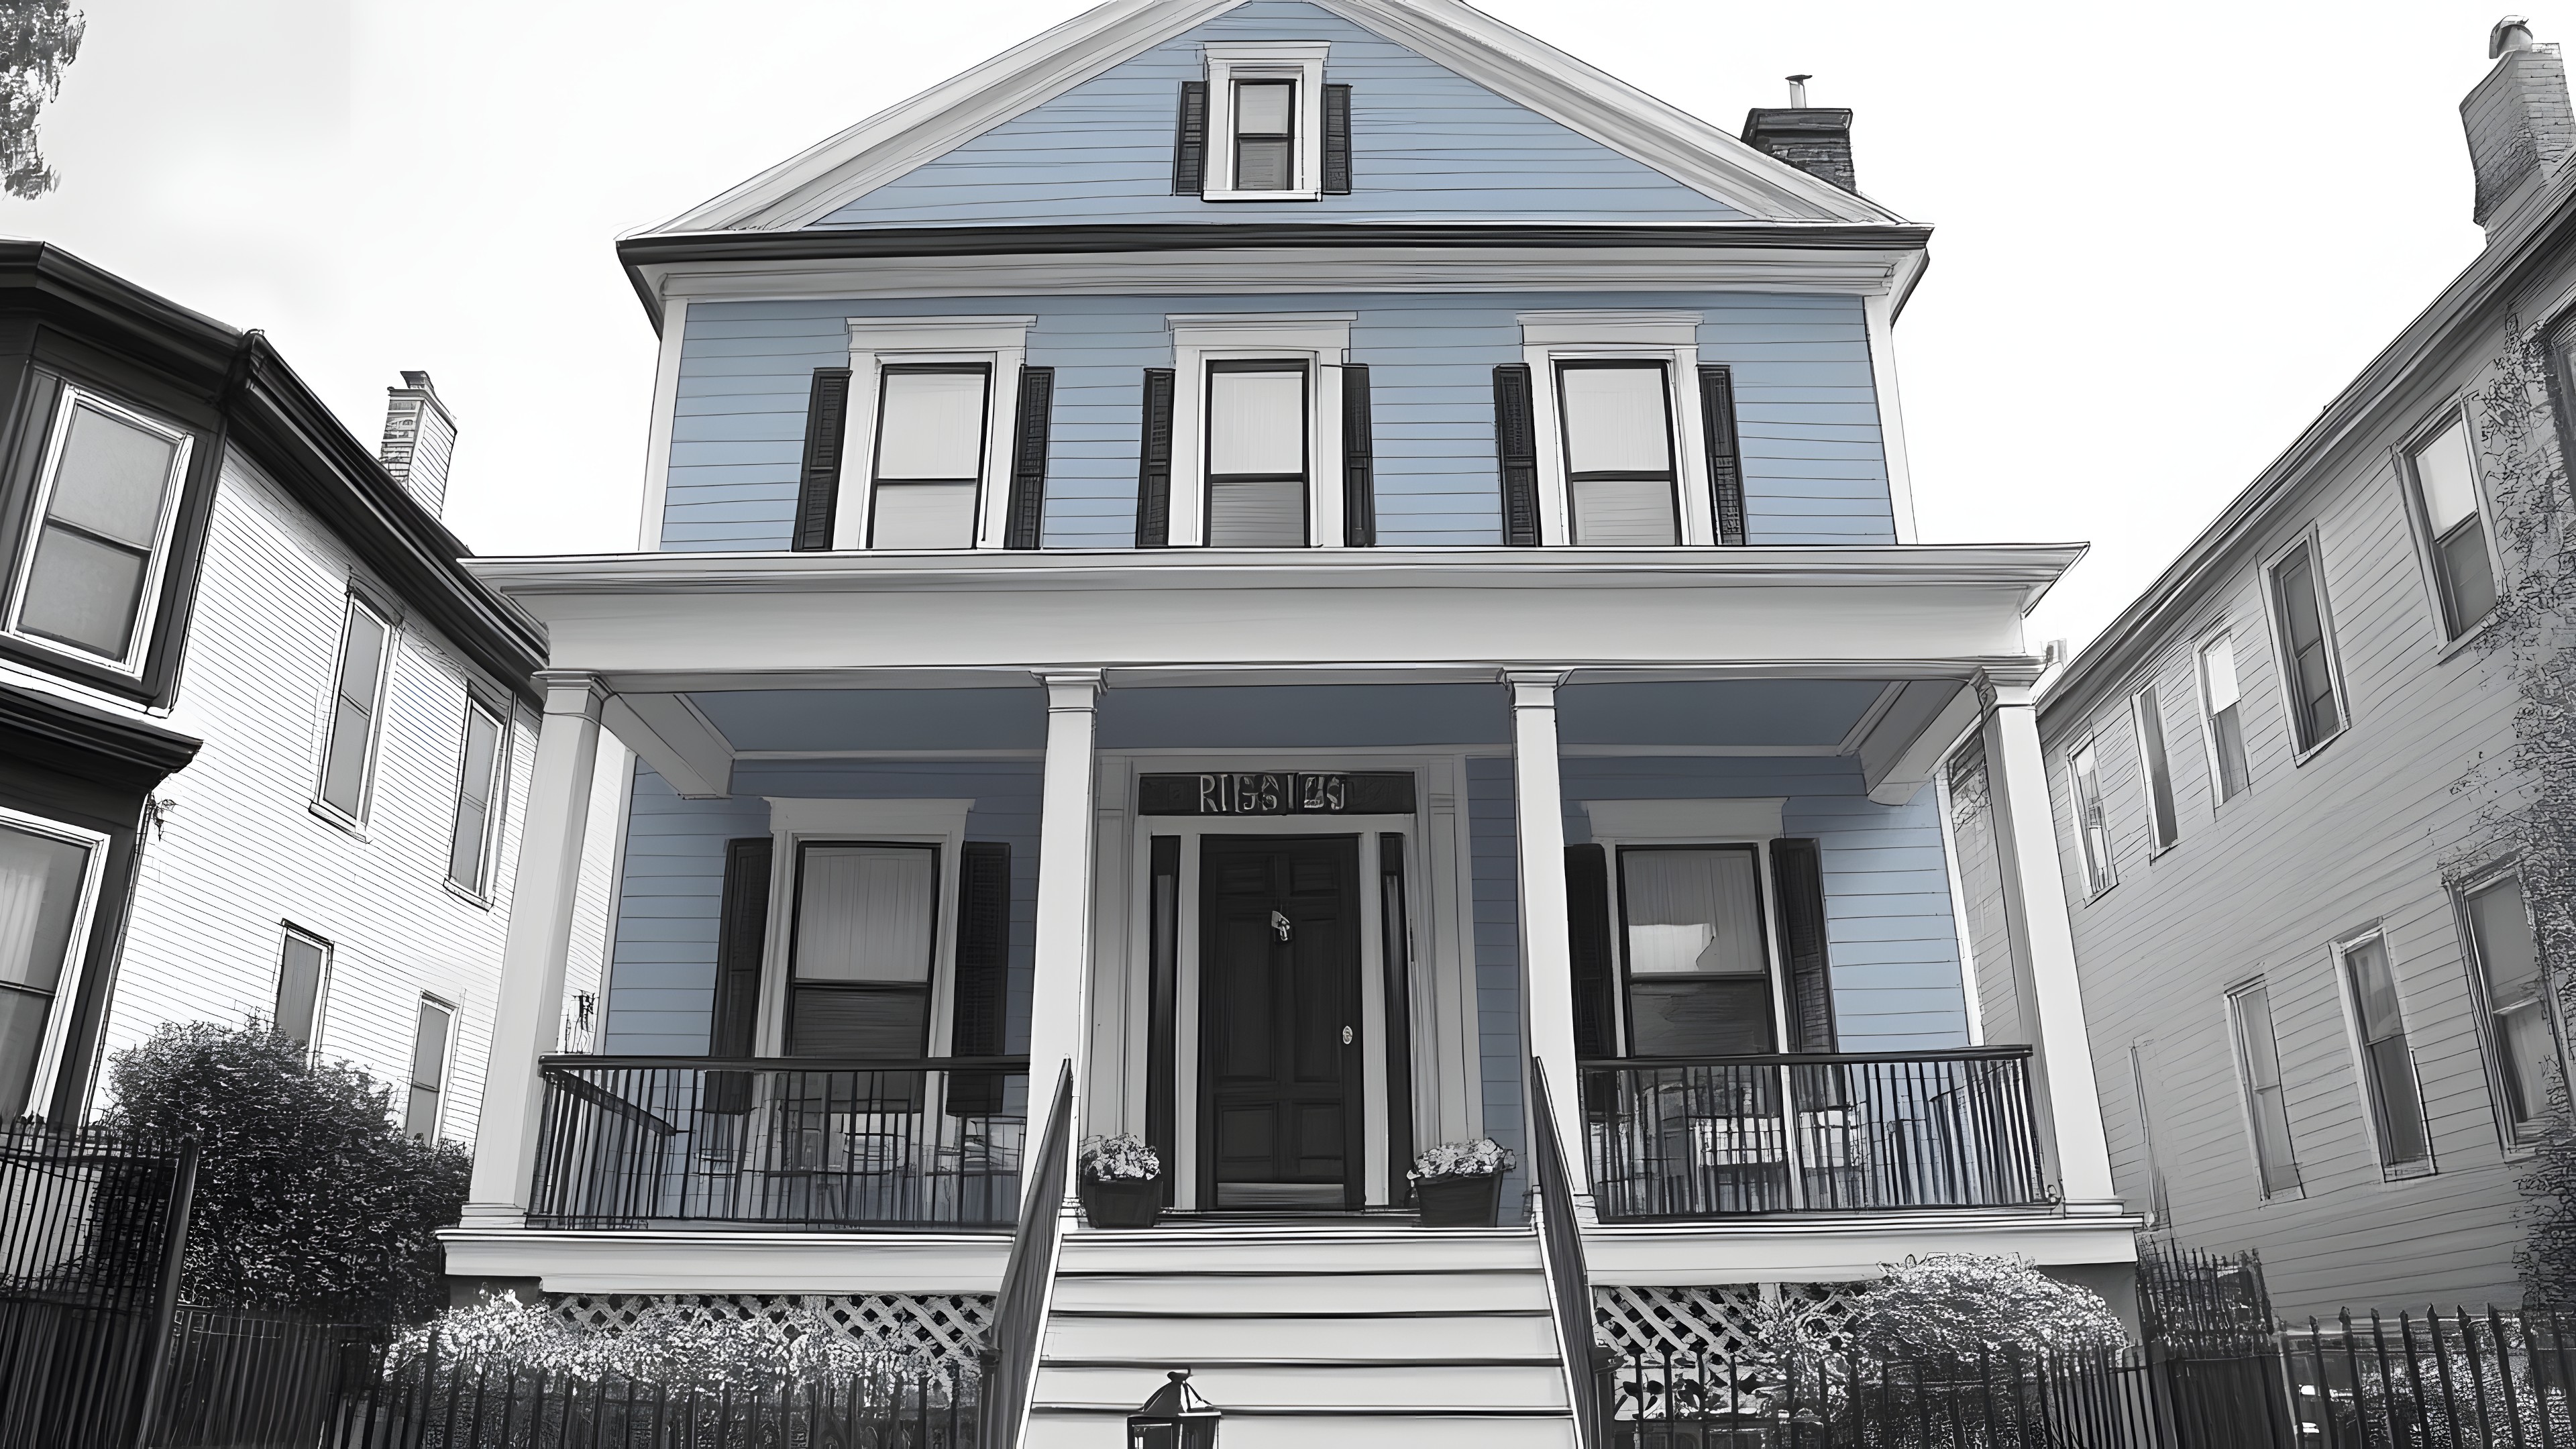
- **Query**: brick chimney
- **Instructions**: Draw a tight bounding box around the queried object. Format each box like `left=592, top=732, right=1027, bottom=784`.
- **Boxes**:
left=377, top=371, right=457, bottom=519
left=1741, top=74, right=1858, bottom=193
left=2463, top=16, right=2575, bottom=240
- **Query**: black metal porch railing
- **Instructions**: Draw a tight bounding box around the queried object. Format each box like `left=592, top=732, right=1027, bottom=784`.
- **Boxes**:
left=1579, top=1046, right=2049, bottom=1221
left=527, top=1056, right=1029, bottom=1230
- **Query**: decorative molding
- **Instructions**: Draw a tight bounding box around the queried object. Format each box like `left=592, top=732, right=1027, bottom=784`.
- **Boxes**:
left=1164, top=313, right=1354, bottom=547
left=1197, top=42, right=1331, bottom=202
left=765, top=796, right=975, bottom=839
left=1582, top=796, right=1784, bottom=843
left=834, top=317, right=1036, bottom=550
left=1517, top=309, right=1703, bottom=347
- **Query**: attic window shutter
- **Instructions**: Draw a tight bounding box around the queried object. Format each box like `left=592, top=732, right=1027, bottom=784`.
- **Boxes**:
left=1135, top=368, right=1176, bottom=547
left=1341, top=363, right=1375, bottom=546
left=1004, top=366, right=1054, bottom=550
left=1322, top=84, right=1353, bottom=194
left=947, top=841, right=1012, bottom=1115
left=1493, top=364, right=1541, bottom=547
left=1566, top=844, right=1619, bottom=1062
left=1698, top=364, right=1746, bottom=546
left=1173, top=82, right=1208, bottom=195
left=794, top=368, right=853, bottom=551
left=1770, top=838, right=1836, bottom=1053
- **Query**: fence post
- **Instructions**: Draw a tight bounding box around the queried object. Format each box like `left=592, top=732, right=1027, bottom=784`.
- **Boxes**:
left=127, top=1138, right=200, bottom=1449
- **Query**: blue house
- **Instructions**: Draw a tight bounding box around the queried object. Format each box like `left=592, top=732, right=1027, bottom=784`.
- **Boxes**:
left=450, top=2, right=2133, bottom=1440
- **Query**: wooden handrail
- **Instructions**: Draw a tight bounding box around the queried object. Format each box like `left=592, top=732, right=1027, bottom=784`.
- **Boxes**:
left=983, top=1063, right=1072, bottom=1449
left=1531, top=1059, right=1604, bottom=1449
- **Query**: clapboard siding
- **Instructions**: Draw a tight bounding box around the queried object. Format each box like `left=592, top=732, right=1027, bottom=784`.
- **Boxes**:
left=1463, top=755, right=1529, bottom=1220
left=600, top=761, right=1043, bottom=1057
left=2033, top=274, right=2565, bottom=1314
left=662, top=292, right=1892, bottom=553
left=814, top=1, right=1743, bottom=229
left=98, top=448, right=602, bottom=1145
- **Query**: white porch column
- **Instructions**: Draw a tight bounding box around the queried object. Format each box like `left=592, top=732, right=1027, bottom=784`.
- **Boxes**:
left=1026, top=670, right=1103, bottom=1205
left=1506, top=670, right=1589, bottom=1199
left=1976, top=674, right=2118, bottom=1207
left=464, top=672, right=607, bottom=1220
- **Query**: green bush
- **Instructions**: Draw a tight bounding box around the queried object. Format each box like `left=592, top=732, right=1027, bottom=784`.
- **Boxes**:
left=99, top=1019, right=469, bottom=1322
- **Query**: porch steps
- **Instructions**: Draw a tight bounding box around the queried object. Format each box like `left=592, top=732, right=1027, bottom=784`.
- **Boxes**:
left=1022, top=1224, right=1580, bottom=1448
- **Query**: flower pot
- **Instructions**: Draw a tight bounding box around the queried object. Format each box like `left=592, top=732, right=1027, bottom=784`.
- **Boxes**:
left=1412, top=1171, right=1502, bottom=1227
left=1079, top=1175, right=1161, bottom=1228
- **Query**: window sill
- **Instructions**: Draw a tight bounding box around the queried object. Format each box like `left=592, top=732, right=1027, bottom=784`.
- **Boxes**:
left=2435, top=612, right=2501, bottom=663
left=1201, top=189, right=1322, bottom=203
left=443, top=880, right=494, bottom=912
left=307, top=800, right=368, bottom=842
left=2287, top=727, right=2347, bottom=769
left=2082, top=879, right=2118, bottom=905
left=2381, top=1161, right=2439, bottom=1183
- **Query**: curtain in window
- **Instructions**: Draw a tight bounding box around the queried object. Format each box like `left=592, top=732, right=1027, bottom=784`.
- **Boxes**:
left=1621, top=847, right=1770, bottom=1056
left=790, top=844, right=936, bottom=1059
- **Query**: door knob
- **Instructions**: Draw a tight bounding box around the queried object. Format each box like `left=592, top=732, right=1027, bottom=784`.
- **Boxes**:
left=1342, top=1025, right=1354, bottom=1046
left=1271, top=910, right=1293, bottom=941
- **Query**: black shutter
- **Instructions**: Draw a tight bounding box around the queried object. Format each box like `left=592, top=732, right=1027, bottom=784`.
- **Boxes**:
left=1004, top=366, right=1054, bottom=551
left=1173, top=82, right=1208, bottom=195
left=1566, top=844, right=1619, bottom=1062
left=1341, top=363, right=1376, bottom=546
left=1699, top=364, right=1746, bottom=547
left=947, top=842, right=1012, bottom=1115
left=1771, top=838, right=1836, bottom=1053
left=707, top=838, right=772, bottom=1114
left=1493, top=364, right=1542, bottom=547
left=793, top=368, right=853, bottom=551
left=1135, top=368, right=1176, bottom=547
left=1323, top=84, right=1353, bottom=194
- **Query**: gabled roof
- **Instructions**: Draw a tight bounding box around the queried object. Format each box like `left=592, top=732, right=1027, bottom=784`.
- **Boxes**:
left=648, top=0, right=1906, bottom=236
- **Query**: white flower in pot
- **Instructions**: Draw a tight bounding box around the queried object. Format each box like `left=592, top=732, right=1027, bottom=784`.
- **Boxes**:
left=1407, top=1138, right=1515, bottom=1227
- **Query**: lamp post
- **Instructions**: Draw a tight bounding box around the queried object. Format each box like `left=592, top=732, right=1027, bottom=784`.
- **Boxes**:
left=1126, top=1368, right=1220, bottom=1449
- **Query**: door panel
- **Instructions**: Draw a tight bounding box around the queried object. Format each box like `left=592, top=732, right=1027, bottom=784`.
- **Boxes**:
left=1200, top=835, right=1363, bottom=1209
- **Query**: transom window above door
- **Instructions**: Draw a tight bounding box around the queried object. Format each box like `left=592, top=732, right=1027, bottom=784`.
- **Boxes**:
left=1205, top=360, right=1309, bottom=547
left=789, top=841, right=937, bottom=1058
left=1557, top=362, right=1680, bottom=546
left=870, top=365, right=989, bottom=549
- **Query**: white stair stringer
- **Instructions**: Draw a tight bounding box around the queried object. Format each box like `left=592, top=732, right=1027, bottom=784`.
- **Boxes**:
left=1022, top=1224, right=1582, bottom=1448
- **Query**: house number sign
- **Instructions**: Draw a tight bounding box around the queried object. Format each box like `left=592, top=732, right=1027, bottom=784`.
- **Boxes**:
left=1138, top=771, right=1416, bottom=816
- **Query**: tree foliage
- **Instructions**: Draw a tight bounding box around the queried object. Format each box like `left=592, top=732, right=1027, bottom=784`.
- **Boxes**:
left=0, top=1, right=81, bottom=199
left=99, top=1020, right=468, bottom=1322
left=1841, top=1254, right=2127, bottom=1358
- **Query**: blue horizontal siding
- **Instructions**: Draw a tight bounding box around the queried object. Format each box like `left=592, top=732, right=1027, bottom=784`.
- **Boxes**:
left=662, top=291, right=1892, bottom=553
left=1464, top=755, right=1529, bottom=1221
left=815, top=1, right=1743, bottom=229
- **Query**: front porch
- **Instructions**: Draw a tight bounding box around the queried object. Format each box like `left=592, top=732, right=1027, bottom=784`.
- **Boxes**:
left=446, top=545, right=2131, bottom=1297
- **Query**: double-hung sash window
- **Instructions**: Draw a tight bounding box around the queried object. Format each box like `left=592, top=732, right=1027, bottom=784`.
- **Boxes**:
left=2269, top=541, right=2345, bottom=753
left=2226, top=981, right=2300, bottom=1195
left=869, top=364, right=989, bottom=549
left=2070, top=740, right=2115, bottom=896
left=2132, top=686, right=2180, bottom=853
left=404, top=996, right=453, bottom=1140
left=1205, top=361, right=1309, bottom=547
left=1231, top=80, right=1295, bottom=191
left=317, top=596, right=392, bottom=822
left=5, top=388, right=191, bottom=672
left=788, top=842, right=938, bottom=1058
left=0, top=812, right=105, bottom=1119
left=2341, top=933, right=2431, bottom=1172
left=274, top=927, right=331, bottom=1056
left=1618, top=845, right=1773, bottom=1057
left=446, top=701, right=507, bottom=896
left=1556, top=362, right=1680, bottom=546
left=2198, top=633, right=2251, bottom=802
left=2463, top=874, right=2557, bottom=1142
left=2408, top=415, right=2499, bottom=637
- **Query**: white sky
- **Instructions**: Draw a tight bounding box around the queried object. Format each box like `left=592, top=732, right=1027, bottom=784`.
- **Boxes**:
left=0, top=0, right=2533, bottom=650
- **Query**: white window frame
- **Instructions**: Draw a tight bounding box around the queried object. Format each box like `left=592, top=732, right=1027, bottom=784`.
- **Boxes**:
left=833, top=317, right=1034, bottom=552
left=756, top=798, right=972, bottom=1057
left=312, top=594, right=396, bottom=829
left=2396, top=402, right=2505, bottom=645
left=1519, top=311, right=1719, bottom=547
left=2330, top=924, right=2436, bottom=1179
left=273, top=924, right=335, bottom=1065
left=1165, top=313, right=1352, bottom=549
left=1578, top=798, right=1793, bottom=1057
left=444, top=696, right=510, bottom=901
left=2068, top=735, right=2116, bottom=898
left=2192, top=625, right=2251, bottom=810
left=1200, top=43, right=1330, bottom=201
left=2129, top=680, right=2181, bottom=858
left=0, top=804, right=108, bottom=1118
left=2453, top=864, right=2565, bottom=1152
left=2261, top=527, right=2350, bottom=763
left=403, top=992, right=458, bottom=1141
left=2224, top=977, right=2302, bottom=1201
left=3, top=384, right=194, bottom=676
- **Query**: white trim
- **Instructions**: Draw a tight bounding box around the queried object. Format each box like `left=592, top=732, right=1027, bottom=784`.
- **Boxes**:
left=2259, top=525, right=2351, bottom=763
left=1580, top=796, right=1783, bottom=842
left=2394, top=400, right=2506, bottom=645
left=0, top=805, right=109, bottom=1118
left=1, top=384, right=195, bottom=677
left=835, top=317, right=1035, bottom=551
left=1931, top=763, right=1984, bottom=1046
left=1518, top=311, right=1713, bottom=547
left=311, top=594, right=398, bottom=829
left=1862, top=290, right=1917, bottom=543
left=1165, top=313, right=1353, bottom=548
left=1199, top=42, right=1330, bottom=202
left=2328, top=924, right=2436, bottom=1180
left=755, top=798, right=975, bottom=1057
left=639, top=297, right=689, bottom=551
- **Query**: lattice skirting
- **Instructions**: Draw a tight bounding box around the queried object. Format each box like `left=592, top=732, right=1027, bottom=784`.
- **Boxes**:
left=552, top=1294, right=994, bottom=1364
left=1594, top=1284, right=1868, bottom=1422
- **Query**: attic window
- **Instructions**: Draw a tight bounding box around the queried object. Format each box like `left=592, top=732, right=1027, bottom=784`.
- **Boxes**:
left=1178, top=44, right=1346, bottom=200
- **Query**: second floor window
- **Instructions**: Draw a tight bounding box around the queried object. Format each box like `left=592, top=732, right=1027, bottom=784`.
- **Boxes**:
left=446, top=701, right=506, bottom=896
left=2463, top=873, right=2557, bottom=1142
left=2269, top=541, right=2345, bottom=753
left=2407, top=414, right=2498, bottom=637
left=316, top=596, right=392, bottom=822
left=2132, top=684, right=2180, bottom=853
left=2226, top=980, right=2300, bottom=1196
left=1557, top=362, right=1678, bottom=546
left=274, top=927, right=331, bottom=1056
left=2341, top=932, right=2431, bottom=1173
left=2198, top=633, right=2251, bottom=803
left=6, top=388, right=192, bottom=672
left=869, top=364, right=989, bottom=549
left=2070, top=740, right=2115, bottom=896
left=1205, top=361, right=1308, bottom=547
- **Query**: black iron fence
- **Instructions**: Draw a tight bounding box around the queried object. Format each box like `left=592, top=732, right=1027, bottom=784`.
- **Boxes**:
left=146, top=1307, right=385, bottom=1448
left=1605, top=1342, right=2161, bottom=1448
left=527, top=1057, right=1028, bottom=1230
left=1581, top=1049, right=2049, bottom=1221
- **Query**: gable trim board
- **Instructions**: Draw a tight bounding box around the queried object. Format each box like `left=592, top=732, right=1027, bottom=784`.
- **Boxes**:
left=651, top=0, right=1898, bottom=238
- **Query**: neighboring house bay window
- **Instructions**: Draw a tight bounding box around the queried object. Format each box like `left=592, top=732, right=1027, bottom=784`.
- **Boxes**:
left=2462, top=873, right=2559, bottom=1143
left=2226, top=979, right=2300, bottom=1196
left=315, top=595, right=392, bottom=824
left=789, top=842, right=936, bottom=1058
left=0, top=810, right=106, bottom=1120
left=2406, top=412, right=2499, bottom=638
left=3, top=387, right=192, bottom=674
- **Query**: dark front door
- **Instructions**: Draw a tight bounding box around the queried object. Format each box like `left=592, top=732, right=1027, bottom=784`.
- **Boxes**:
left=1199, top=835, right=1364, bottom=1210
